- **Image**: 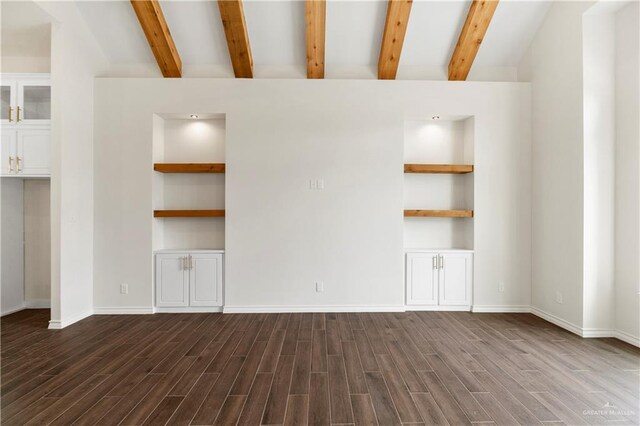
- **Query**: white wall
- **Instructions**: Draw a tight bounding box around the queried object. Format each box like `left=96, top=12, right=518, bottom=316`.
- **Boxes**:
left=1, top=178, right=24, bottom=315
left=582, top=11, right=616, bottom=333
left=93, top=79, right=531, bottom=312
left=24, top=179, right=50, bottom=306
left=524, top=1, right=593, bottom=329
left=614, top=2, right=640, bottom=342
left=35, top=1, right=108, bottom=328
left=0, top=1, right=51, bottom=74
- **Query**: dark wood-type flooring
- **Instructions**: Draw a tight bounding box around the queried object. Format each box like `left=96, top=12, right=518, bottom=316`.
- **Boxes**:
left=2, top=309, right=639, bottom=425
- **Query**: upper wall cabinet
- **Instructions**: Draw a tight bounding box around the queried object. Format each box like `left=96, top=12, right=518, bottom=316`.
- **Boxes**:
left=1, top=75, right=51, bottom=126
left=1, top=74, right=51, bottom=177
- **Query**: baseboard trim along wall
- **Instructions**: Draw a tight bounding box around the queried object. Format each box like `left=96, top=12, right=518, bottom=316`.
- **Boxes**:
left=529, top=306, right=640, bottom=347
left=223, top=305, right=406, bottom=313
left=613, top=329, right=640, bottom=347
left=93, top=307, right=154, bottom=315
left=471, top=305, right=531, bottom=313
left=155, top=307, right=223, bottom=313
left=40, top=304, right=640, bottom=347
left=1, top=304, right=26, bottom=317
left=529, top=306, right=585, bottom=336
left=48, top=310, right=93, bottom=329
left=405, top=305, right=471, bottom=312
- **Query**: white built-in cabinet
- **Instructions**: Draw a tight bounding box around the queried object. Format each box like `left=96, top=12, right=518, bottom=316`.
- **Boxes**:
left=155, top=251, right=223, bottom=309
left=406, top=251, right=473, bottom=309
left=1, top=74, right=51, bottom=177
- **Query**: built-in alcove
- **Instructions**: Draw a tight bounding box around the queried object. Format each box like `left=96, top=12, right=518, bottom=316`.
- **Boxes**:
left=403, top=116, right=474, bottom=250
left=152, top=114, right=226, bottom=251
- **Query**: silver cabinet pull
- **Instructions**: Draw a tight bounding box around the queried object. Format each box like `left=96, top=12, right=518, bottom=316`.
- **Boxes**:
left=16, top=156, right=22, bottom=173
left=189, top=255, right=193, bottom=270
left=439, top=255, right=444, bottom=270
left=8, top=156, right=13, bottom=173
left=432, top=256, right=437, bottom=269
left=181, top=256, right=187, bottom=270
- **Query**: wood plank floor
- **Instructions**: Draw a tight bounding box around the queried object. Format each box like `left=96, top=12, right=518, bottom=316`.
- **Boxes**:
left=2, top=309, right=639, bottom=425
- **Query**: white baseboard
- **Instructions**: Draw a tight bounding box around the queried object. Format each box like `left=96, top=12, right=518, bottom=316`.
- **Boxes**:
left=406, top=305, right=470, bottom=311
left=614, top=329, right=640, bottom=347
left=581, top=328, right=617, bottom=338
left=155, top=307, right=223, bottom=313
left=94, top=307, right=154, bottom=315
left=472, top=305, right=531, bottom=313
left=1, top=304, right=26, bottom=317
left=223, top=305, right=406, bottom=314
left=25, top=299, right=50, bottom=309
left=529, top=306, right=640, bottom=347
left=48, top=310, right=93, bottom=329
left=529, top=306, right=583, bottom=336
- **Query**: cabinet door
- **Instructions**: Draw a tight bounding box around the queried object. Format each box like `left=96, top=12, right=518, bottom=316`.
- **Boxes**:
left=16, top=129, right=50, bottom=176
left=17, top=79, right=51, bottom=125
left=0, top=80, right=17, bottom=125
left=156, top=254, right=189, bottom=307
left=1, top=129, right=16, bottom=176
left=189, top=253, right=223, bottom=307
left=438, top=253, right=473, bottom=307
left=406, top=253, right=438, bottom=306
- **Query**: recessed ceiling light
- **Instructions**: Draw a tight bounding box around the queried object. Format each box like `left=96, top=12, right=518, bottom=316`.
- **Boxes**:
left=432, top=115, right=440, bottom=120
left=190, top=114, right=199, bottom=119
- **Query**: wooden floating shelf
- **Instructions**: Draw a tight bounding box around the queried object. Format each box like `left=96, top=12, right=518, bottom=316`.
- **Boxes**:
left=404, top=210, right=474, bottom=218
left=404, top=164, right=474, bottom=174
left=154, top=210, right=225, bottom=218
left=154, top=163, right=225, bottom=173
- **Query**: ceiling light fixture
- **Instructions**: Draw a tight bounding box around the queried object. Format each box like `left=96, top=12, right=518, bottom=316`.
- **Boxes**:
left=432, top=115, right=440, bottom=120
left=190, top=114, right=199, bottom=119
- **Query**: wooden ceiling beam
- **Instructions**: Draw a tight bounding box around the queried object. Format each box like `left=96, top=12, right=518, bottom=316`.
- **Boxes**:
left=305, top=0, right=326, bottom=79
left=448, top=0, right=499, bottom=81
left=378, top=0, right=413, bottom=80
left=130, top=0, right=182, bottom=78
left=218, top=0, right=253, bottom=78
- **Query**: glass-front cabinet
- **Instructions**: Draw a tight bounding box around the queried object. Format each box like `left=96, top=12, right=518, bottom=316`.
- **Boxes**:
left=1, top=74, right=51, bottom=177
left=1, top=79, right=17, bottom=124
left=1, top=75, right=50, bottom=125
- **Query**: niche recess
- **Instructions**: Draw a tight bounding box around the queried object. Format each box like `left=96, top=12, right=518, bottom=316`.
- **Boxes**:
left=403, top=116, right=474, bottom=250
left=152, top=113, right=226, bottom=250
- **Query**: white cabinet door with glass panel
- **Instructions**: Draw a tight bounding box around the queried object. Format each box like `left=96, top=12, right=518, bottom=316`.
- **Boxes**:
left=406, top=251, right=472, bottom=309
left=155, top=251, right=223, bottom=309
left=0, top=78, right=17, bottom=125
left=1, top=74, right=51, bottom=177
left=1, top=75, right=50, bottom=125
left=17, top=79, right=51, bottom=125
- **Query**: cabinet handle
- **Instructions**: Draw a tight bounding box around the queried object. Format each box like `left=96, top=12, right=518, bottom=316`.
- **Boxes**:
left=8, top=106, right=12, bottom=122
left=432, top=256, right=437, bottom=270
left=439, top=255, right=444, bottom=270
left=189, top=255, right=193, bottom=270
left=8, top=156, right=14, bottom=173
left=16, top=106, right=21, bottom=122
left=181, top=256, right=187, bottom=270
left=16, top=156, right=22, bottom=173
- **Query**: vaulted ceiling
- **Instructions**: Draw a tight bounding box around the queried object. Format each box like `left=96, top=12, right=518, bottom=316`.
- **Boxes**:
left=76, top=0, right=551, bottom=80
